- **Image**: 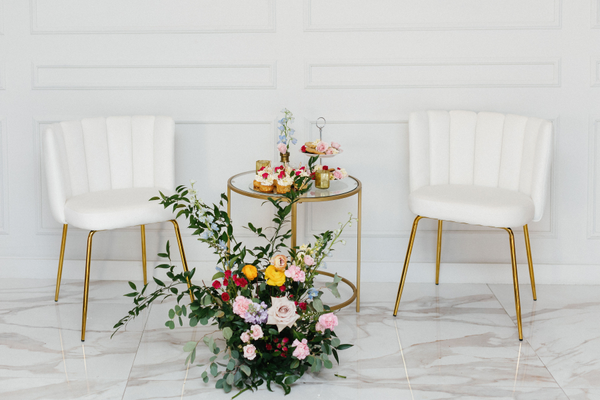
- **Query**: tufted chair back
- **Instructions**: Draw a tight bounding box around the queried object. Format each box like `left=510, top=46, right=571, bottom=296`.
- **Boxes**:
left=44, top=116, right=175, bottom=224
left=408, top=110, right=553, bottom=222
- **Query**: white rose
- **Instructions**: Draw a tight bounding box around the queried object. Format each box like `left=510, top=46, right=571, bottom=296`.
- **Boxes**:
left=267, top=297, right=300, bottom=332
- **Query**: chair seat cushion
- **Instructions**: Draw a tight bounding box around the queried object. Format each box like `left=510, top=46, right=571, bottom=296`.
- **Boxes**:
left=65, top=188, right=175, bottom=230
left=409, top=184, right=535, bottom=228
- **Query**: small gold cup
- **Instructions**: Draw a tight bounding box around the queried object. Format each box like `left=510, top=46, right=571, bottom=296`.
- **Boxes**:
left=315, top=170, right=330, bottom=189
left=256, top=160, right=271, bottom=173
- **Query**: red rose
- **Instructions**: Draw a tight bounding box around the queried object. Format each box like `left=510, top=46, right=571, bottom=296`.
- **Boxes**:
left=212, top=280, right=221, bottom=289
left=224, top=270, right=232, bottom=278
left=223, top=278, right=229, bottom=286
left=282, top=337, right=289, bottom=344
left=281, top=353, right=287, bottom=358
left=323, top=166, right=329, bottom=170
left=277, top=343, right=282, bottom=349
left=301, top=145, right=306, bottom=152
left=258, top=166, right=265, bottom=172
left=265, top=344, right=272, bottom=350
left=221, top=292, right=230, bottom=301
left=273, top=338, right=279, bottom=343
left=282, top=347, right=288, bottom=352
left=298, top=302, right=307, bottom=311
left=262, top=173, right=269, bottom=179
left=279, top=285, right=286, bottom=292
left=295, top=171, right=301, bottom=176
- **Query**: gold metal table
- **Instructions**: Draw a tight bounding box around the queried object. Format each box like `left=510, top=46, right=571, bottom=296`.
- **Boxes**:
left=227, top=171, right=362, bottom=312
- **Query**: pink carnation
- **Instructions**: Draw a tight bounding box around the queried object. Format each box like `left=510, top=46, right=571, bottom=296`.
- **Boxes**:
left=316, top=141, right=329, bottom=153
left=304, top=255, right=315, bottom=266
left=277, top=143, right=287, bottom=154
left=318, top=313, right=338, bottom=331
left=315, top=322, right=325, bottom=333
left=331, top=142, right=341, bottom=150
left=292, top=338, right=310, bottom=360
left=284, top=265, right=306, bottom=282
left=233, top=296, right=252, bottom=318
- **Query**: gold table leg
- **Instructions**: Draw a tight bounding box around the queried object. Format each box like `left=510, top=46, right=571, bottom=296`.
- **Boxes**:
left=55, top=224, right=68, bottom=302
left=523, top=224, right=537, bottom=301
left=81, top=230, right=96, bottom=342
left=291, top=202, right=297, bottom=249
left=141, top=225, right=147, bottom=286
left=356, top=188, right=362, bottom=312
left=436, top=220, right=443, bottom=285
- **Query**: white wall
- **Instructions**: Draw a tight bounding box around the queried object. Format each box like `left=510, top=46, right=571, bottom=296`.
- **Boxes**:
left=1, top=0, right=600, bottom=285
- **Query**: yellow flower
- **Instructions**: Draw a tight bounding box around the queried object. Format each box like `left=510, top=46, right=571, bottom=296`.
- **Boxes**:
left=265, top=265, right=286, bottom=286
left=242, top=264, right=258, bottom=281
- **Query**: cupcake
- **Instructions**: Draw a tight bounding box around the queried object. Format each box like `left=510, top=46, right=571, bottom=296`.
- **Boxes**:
left=275, top=176, right=293, bottom=194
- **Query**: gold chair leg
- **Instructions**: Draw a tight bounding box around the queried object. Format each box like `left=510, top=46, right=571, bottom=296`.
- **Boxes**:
left=55, top=224, right=68, bottom=302
left=436, top=220, right=443, bottom=285
left=394, top=216, right=423, bottom=316
left=141, top=225, right=147, bottom=286
left=523, top=225, right=537, bottom=301
left=503, top=228, right=523, bottom=341
left=170, top=220, right=194, bottom=302
left=81, top=230, right=96, bottom=342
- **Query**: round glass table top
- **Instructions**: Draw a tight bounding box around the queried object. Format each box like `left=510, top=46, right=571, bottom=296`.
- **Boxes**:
left=228, top=171, right=361, bottom=202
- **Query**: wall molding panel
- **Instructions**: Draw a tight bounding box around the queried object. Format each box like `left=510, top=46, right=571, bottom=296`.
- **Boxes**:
left=593, top=0, right=600, bottom=28
left=305, top=59, right=561, bottom=89
left=591, top=57, right=600, bottom=87
left=304, top=0, right=561, bottom=32
left=30, top=0, right=276, bottom=34
left=32, top=63, right=277, bottom=90
left=588, top=118, right=600, bottom=238
left=0, top=118, right=8, bottom=234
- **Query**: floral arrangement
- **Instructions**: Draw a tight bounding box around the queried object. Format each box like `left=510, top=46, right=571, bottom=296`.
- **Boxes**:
left=113, top=170, right=354, bottom=397
left=277, top=108, right=297, bottom=155
left=301, top=139, right=342, bottom=156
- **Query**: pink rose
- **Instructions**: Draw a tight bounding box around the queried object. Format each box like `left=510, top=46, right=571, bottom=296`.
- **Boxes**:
left=292, top=338, right=310, bottom=360
left=277, top=143, right=287, bottom=154
left=241, top=331, right=251, bottom=343
left=233, top=296, right=252, bottom=318
left=243, top=344, right=257, bottom=360
left=250, top=325, right=263, bottom=340
left=316, top=141, right=329, bottom=153
left=267, top=296, right=300, bottom=332
left=318, top=313, right=338, bottom=331
left=333, top=170, right=343, bottom=180
left=331, top=142, right=341, bottom=150
left=325, top=148, right=335, bottom=155
left=304, top=255, right=315, bottom=266
left=284, top=265, right=306, bottom=282
left=315, top=322, right=325, bottom=333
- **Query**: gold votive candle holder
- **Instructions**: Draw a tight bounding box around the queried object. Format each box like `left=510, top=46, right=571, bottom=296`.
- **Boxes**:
left=256, top=160, right=271, bottom=173
left=315, top=170, right=330, bottom=189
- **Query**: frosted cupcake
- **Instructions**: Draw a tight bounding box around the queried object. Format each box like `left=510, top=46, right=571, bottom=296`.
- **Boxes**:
left=275, top=176, right=293, bottom=194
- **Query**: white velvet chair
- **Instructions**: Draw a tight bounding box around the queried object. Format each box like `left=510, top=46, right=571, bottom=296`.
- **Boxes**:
left=394, top=110, right=553, bottom=341
left=44, top=116, right=190, bottom=341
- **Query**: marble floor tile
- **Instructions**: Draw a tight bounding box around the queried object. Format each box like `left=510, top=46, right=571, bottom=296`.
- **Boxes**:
left=489, top=284, right=600, bottom=390
left=3, top=279, right=600, bottom=399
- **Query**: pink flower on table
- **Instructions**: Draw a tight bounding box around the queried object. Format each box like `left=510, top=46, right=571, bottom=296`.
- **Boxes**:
left=331, top=142, right=341, bottom=150
left=233, top=296, right=252, bottom=318
left=325, top=148, right=335, bottom=155
left=241, top=331, right=251, bottom=343
left=315, top=322, right=325, bottom=333
left=267, top=296, right=300, bottom=332
left=277, top=143, right=287, bottom=154
left=333, top=170, right=343, bottom=180
left=250, top=325, right=263, bottom=340
left=316, top=141, right=329, bottom=153
left=292, top=338, right=310, bottom=360
left=303, top=255, right=315, bottom=266
left=243, top=344, right=257, bottom=360
left=285, top=265, right=306, bottom=282
left=318, top=313, right=338, bottom=332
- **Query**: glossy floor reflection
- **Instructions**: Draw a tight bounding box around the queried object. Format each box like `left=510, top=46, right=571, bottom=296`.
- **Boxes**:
left=1, top=279, right=598, bottom=399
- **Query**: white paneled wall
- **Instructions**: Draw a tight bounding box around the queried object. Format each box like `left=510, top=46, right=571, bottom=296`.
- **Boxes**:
left=2, top=0, right=600, bottom=285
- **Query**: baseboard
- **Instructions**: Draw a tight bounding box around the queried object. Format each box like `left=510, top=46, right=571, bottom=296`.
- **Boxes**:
left=2, top=258, right=600, bottom=285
